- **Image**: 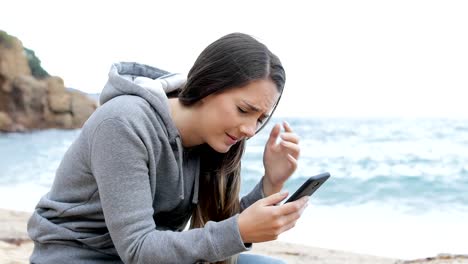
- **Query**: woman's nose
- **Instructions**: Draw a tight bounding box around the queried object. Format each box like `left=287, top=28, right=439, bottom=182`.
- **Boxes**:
left=240, top=120, right=256, bottom=138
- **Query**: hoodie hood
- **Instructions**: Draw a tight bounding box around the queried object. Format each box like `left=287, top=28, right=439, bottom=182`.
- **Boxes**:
left=100, top=62, right=186, bottom=142
left=99, top=62, right=199, bottom=204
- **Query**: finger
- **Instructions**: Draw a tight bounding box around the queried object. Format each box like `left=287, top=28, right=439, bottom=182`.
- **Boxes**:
left=280, top=141, right=300, bottom=159
left=281, top=204, right=307, bottom=228
left=280, top=132, right=300, bottom=144
left=278, top=203, right=309, bottom=234
left=266, top=124, right=281, bottom=147
left=279, top=221, right=297, bottom=234
left=278, top=205, right=308, bottom=233
left=286, top=154, right=298, bottom=169
left=261, top=191, right=289, bottom=206
left=297, top=200, right=309, bottom=215
left=277, top=197, right=308, bottom=215
left=283, top=121, right=294, bottom=133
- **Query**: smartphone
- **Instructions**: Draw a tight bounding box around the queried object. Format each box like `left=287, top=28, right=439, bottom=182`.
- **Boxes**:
left=284, top=172, right=331, bottom=203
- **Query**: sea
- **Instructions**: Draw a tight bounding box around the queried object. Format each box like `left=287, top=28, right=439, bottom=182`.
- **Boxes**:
left=1, top=117, right=467, bottom=259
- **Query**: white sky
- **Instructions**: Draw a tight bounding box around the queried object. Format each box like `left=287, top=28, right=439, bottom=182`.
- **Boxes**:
left=1, top=0, right=467, bottom=118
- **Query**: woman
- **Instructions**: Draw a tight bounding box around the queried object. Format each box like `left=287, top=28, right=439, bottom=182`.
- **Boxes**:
left=27, top=33, right=308, bottom=264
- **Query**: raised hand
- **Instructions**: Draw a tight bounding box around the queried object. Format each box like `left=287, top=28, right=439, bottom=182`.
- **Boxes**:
left=262, top=121, right=300, bottom=196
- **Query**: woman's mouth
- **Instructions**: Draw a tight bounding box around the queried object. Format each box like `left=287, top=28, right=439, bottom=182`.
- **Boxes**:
left=226, top=133, right=238, bottom=145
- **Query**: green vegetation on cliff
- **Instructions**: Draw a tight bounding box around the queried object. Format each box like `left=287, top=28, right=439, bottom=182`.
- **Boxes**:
left=0, top=30, right=50, bottom=79
left=23, top=47, right=50, bottom=79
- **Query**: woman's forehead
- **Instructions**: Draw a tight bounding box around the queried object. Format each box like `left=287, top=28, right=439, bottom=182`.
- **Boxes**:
left=232, top=79, right=280, bottom=109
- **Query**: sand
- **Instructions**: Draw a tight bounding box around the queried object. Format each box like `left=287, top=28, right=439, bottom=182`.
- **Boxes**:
left=1, top=208, right=466, bottom=264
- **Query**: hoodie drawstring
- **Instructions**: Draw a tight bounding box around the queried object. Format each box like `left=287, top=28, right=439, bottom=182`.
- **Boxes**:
left=192, top=158, right=200, bottom=204
left=175, top=137, right=185, bottom=200
left=175, top=136, right=200, bottom=204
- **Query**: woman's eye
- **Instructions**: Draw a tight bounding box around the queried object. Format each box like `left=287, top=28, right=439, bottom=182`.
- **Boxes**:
left=237, top=107, right=247, bottom=114
left=237, top=106, right=265, bottom=125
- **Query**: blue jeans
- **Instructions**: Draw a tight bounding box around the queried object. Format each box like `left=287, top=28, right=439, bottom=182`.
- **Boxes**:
left=237, top=253, right=286, bottom=264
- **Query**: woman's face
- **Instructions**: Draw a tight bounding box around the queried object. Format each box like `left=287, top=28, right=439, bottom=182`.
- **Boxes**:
left=197, top=79, right=280, bottom=153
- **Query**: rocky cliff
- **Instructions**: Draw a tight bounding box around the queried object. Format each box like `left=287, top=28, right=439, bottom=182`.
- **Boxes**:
left=0, top=31, right=97, bottom=132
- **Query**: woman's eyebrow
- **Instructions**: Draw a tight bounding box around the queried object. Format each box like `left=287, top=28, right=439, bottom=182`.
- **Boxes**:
left=242, top=100, right=270, bottom=118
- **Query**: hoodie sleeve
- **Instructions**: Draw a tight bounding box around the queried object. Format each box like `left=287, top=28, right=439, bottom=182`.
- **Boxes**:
left=90, top=118, right=249, bottom=264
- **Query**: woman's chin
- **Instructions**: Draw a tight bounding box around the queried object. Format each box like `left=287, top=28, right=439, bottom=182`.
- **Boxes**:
left=208, top=142, right=232, bottom=153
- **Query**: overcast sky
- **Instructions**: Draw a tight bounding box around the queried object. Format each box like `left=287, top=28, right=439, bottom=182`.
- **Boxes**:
left=2, top=0, right=467, bottom=117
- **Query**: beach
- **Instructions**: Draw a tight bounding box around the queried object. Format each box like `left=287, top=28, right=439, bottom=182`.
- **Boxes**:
left=1, top=208, right=467, bottom=264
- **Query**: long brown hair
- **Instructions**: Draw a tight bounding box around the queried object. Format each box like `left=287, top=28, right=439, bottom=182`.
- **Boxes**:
left=178, top=33, right=285, bottom=264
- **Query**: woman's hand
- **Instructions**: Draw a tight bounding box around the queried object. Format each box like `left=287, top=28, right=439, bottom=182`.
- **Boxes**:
left=263, top=121, right=300, bottom=196
left=238, top=192, right=309, bottom=243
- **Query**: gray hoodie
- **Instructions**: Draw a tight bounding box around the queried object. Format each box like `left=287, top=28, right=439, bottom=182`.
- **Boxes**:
left=27, top=62, right=266, bottom=263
